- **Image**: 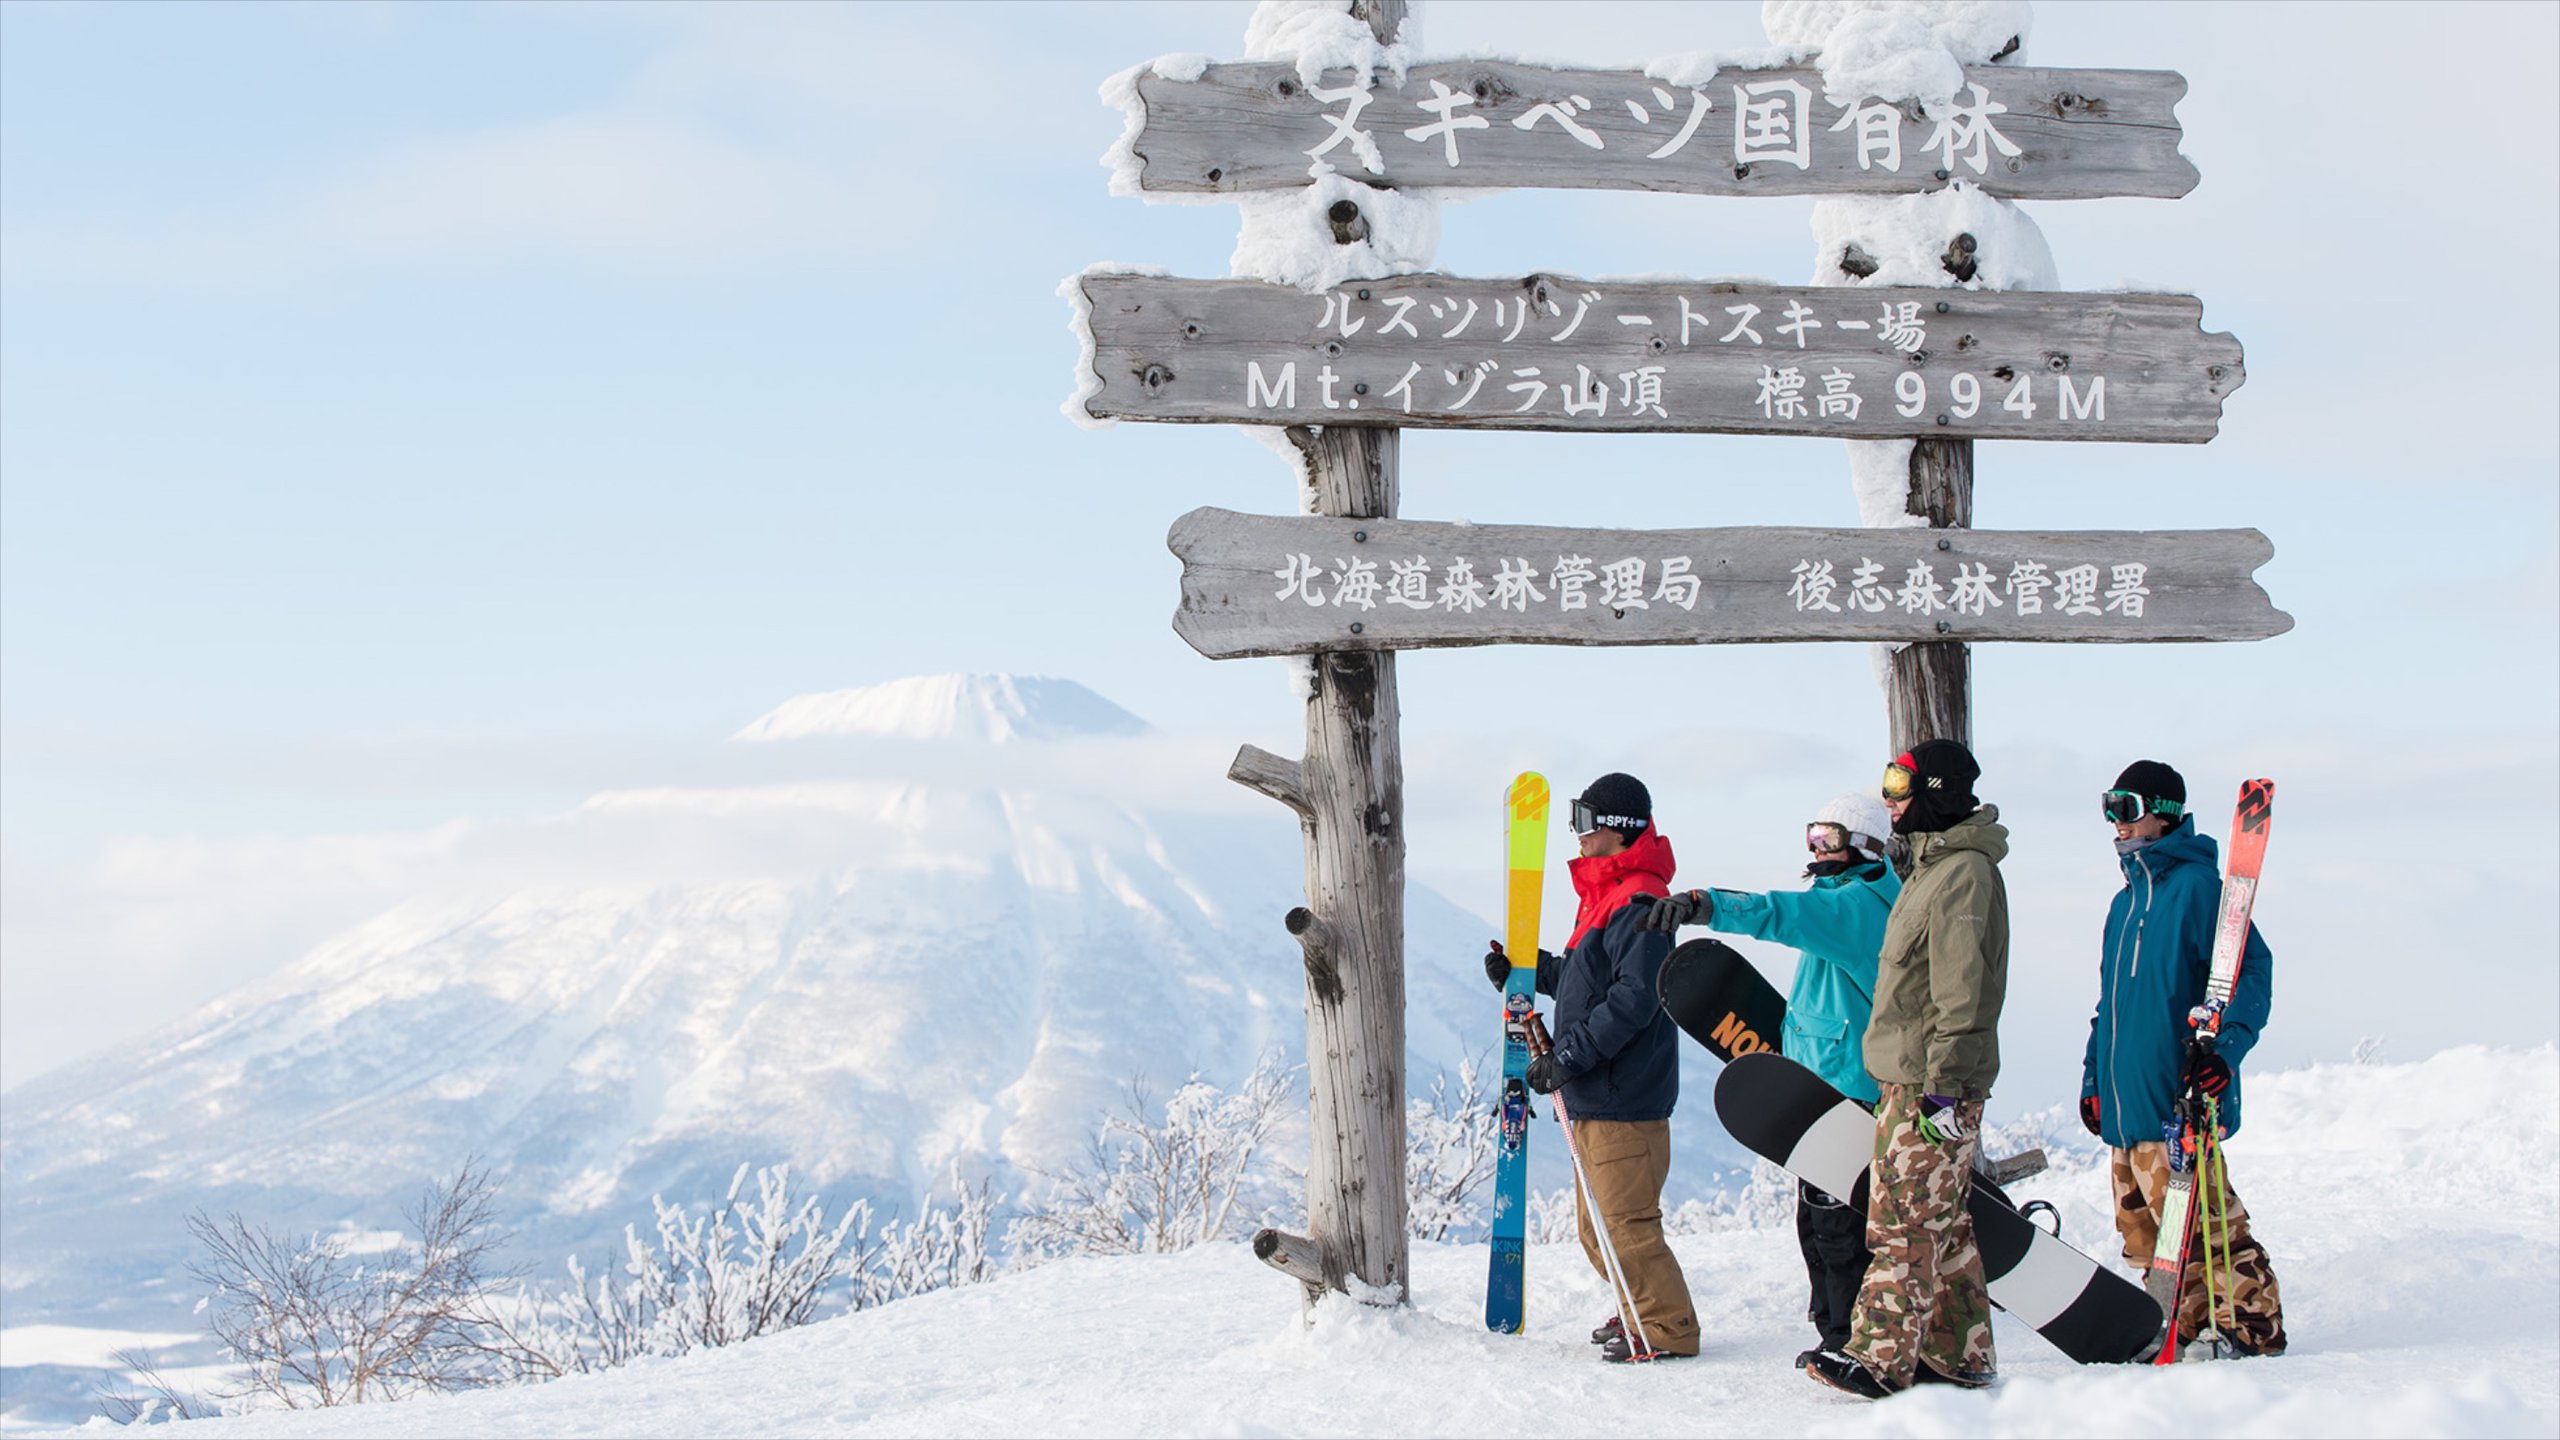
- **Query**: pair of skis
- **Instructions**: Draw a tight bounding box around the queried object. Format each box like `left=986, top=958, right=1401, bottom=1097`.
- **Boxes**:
left=1484, top=771, right=1653, bottom=1355
left=2148, top=778, right=2276, bottom=1363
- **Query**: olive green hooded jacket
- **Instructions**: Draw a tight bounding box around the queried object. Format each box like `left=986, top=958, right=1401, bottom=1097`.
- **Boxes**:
left=1861, top=805, right=2011, bottom=1099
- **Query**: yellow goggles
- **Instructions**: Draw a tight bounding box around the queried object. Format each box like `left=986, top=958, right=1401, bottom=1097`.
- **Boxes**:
left=1881, top=762, right=1916, bottom=802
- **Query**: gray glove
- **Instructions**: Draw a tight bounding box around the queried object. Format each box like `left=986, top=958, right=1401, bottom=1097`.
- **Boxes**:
left=1639, top=889, right=1712, bottom=934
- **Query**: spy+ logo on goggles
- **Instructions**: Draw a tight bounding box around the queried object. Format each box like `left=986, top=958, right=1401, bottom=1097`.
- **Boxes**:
left=1570, top=799, right=1644, bottom=835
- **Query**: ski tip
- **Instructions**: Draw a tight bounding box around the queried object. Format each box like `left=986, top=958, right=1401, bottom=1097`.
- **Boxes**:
left=1507, top=772, right=1549, bottom=821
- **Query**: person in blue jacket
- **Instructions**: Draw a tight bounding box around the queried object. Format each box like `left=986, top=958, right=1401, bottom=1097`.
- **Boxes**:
left=1642, top=792, right=1900, bottom=1370
left=2082, top=759, right=2288, bottom=1357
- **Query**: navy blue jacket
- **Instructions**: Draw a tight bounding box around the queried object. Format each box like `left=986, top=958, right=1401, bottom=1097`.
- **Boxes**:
left=1537, top=901, right=1680, bottom=1122
left=2081, top=817, right=2273, bottom=1145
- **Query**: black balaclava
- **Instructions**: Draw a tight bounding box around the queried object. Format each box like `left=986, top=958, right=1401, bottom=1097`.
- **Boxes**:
left=1892, top=738, right=1981, bottom=836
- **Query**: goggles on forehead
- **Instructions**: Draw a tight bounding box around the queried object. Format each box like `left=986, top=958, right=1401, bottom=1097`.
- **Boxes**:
left=1881, top=761, right=1916, bottom=802
left=2101, top=789, right=2185, bottom=825
left=1570, top=799, right=1644, bottom=836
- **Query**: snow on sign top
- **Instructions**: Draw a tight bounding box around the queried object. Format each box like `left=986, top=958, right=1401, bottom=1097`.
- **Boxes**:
left=1119, top=60, right=2195, bottom=201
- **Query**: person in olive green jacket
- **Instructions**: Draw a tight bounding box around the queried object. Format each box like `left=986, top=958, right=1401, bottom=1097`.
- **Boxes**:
left=1807, top=738, right=2011, bottom=1402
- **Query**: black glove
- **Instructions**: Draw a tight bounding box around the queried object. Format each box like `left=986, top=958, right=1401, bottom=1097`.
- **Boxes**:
left=2184, top=1050, right=2232, bottom=1098
left=2079, top=1094, right=2101, bottom=1136
left=1525, top=1053, right=1564, bottom=1094
left=1485, top=941, right=1559, bottom=990
left=1638, top=889, right=1711, bottom=935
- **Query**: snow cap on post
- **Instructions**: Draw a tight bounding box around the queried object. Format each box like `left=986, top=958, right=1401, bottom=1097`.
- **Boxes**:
left=1231, top=0, right=1436, bottom=292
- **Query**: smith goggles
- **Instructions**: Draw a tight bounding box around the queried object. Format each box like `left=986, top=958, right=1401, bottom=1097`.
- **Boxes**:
left=1570, top=799, right=1645, bottom=835
left=2101, top=789, right=2185, bottom=824
left=1881, top=758, right=1917, bottom=802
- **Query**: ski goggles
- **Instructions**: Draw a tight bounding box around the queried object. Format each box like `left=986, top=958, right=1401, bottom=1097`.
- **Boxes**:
left=1569, top=799, right=1645, bottom=835
left=1880, top=758, right=1917, bottom=802
left=1808, top=822, right=1884, bottom=857
left=2101, top=789, right=2185, bottom=824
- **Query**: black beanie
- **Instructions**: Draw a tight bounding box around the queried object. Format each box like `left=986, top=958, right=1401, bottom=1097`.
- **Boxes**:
left=2113, top=759, right=2186, bottom=809
left=1577, top=772, right=1652, bottom=838
left=1893, top=738, right=1980, bottom=835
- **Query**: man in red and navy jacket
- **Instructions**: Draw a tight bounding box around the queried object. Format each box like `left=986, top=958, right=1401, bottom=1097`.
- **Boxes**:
left=1484, top=771, right=1698, bottom=1361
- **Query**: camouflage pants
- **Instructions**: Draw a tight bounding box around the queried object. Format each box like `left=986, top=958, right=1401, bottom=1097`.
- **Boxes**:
left=2112, top=1141, right=2289, bottom=1355
left=1842, top=1083, right=1995, bottom=1387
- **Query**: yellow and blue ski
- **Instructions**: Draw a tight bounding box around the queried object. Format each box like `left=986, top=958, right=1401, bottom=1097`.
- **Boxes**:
left=1485, top=771, right=1548, bottom=1333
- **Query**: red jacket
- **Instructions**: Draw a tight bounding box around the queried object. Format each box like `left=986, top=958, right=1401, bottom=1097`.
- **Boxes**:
left=1566, top=827, right=1676, bottom=947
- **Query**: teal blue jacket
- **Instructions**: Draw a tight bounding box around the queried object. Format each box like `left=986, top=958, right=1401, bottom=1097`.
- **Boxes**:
left=2082, top=817, right=2272, bottom=1144
left=1704, top=863, right=1900, bottom=1104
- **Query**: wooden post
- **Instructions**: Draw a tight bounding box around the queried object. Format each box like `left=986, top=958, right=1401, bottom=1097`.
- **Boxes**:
left=1229, top=0, right=1413, bottom=1307
left=1887, top=437, right=1975, bottom=754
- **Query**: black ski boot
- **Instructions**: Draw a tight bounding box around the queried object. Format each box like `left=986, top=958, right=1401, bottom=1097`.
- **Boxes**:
left=1805, top=1350, right=1898, bottom=1399
left=1599, top=1331, right=1690, bottom=1364
left=1590, top=1314, right=1622, bottom=1345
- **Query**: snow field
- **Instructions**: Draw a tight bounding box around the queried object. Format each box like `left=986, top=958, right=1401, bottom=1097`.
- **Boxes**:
left=57, top=1046, right=2554, bottom=1439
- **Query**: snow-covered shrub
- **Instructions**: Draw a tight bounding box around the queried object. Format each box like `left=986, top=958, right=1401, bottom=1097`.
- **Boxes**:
left=184, top=1158, right=512, bottom=1408
left=1526, top=1186, right=1582, bottom=1246
left=865, top=1167, right=1003, bottom=1305
left=95, top=1347, right=210, bottom=1424
left=1406, top=1056, right=1499, bottom=1241
left=497, top=1162, right=870, bottom=1376
left=1009, top=1052, right=1298, bottom=1261
left=1663, top=1160, right=1799, bottom=1236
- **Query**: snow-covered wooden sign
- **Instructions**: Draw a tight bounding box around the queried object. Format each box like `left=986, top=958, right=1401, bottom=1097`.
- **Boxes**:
left=1079, top=273, right=2244, bottom=443
left=1120, top=61, right=2195, bottom=200
left=1167, top=508, right=2290, bottom=658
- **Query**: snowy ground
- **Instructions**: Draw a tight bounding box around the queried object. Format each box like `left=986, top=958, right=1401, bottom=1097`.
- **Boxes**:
left=25, top=1047, right=2559, bottom=1438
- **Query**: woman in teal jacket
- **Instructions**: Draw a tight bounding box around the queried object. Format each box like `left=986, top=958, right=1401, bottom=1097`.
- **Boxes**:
left=1641, top=793, right=1898, bottom=1366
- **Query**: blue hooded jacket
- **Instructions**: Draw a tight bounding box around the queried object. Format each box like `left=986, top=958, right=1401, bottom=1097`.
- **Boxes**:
left=2082, top=816, right=2272, bottom=1145
left=1704, top=863, right=1900, bottom=1104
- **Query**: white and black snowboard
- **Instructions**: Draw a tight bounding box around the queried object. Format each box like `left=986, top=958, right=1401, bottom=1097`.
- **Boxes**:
left=1712, top=1050, right=2164, bottom=1365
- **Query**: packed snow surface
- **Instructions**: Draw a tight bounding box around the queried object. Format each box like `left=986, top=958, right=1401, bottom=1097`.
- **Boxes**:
left=48, top=1046, right=2554, bottom=1439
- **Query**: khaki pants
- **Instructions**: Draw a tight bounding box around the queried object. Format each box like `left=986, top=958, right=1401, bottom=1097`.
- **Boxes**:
left=2111, top=1141, right=2289, bottom=1355
left=1568, top=1117, right=1699, bottom=1356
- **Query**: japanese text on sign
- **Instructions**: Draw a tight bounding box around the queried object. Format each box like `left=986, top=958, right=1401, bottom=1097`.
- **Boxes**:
left=1268, top=550, right=2156, bottom=621
left=1243, top=286, right=2109, bottom=428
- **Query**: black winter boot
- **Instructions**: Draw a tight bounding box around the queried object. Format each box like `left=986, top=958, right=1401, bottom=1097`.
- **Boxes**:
left=1805, top=1350, right=1898, bottom=1399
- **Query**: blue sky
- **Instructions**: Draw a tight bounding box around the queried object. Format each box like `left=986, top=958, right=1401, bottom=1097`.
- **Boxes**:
left=4, top=1, right=2554, bottom=1091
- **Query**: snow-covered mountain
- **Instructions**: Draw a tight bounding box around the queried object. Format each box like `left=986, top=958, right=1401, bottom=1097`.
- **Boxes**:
left=0, top=675, right=1739, bottom=1354
left=730, top=673, right=1150, bottom=743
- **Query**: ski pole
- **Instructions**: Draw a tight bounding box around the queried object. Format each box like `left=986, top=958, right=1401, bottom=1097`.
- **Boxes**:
left=2199, top=1099, right=2233, bottom=1354
left=1529, top=1015, right=1656, bottom=1359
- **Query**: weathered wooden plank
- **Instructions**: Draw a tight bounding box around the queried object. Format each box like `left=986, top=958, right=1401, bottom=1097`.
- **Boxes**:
left=1129, top=61, right=2195, bottom=200
left=1167, top=508, right=2290, bottom=658
left=1079, top=273, right=2244, bottom=443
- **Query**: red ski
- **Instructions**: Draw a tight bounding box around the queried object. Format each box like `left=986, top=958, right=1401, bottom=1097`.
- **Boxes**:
left=2148, top=778, right=2274, bottom=1363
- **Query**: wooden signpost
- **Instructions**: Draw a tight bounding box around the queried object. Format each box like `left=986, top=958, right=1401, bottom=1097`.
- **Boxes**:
left=1168, top=508, right=2290, bottom=657
left=1122, top=61, right=2197, bottom=201
left=1080, top=0, right=2277, bottom=1313
left=1079, top=273, right=2244, bottom=442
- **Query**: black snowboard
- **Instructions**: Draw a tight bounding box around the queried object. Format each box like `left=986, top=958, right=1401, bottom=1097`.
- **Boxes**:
left=1656, top=937, right=1785, bottom=1062
left=1713, top=1051, right=2165, bottom=1365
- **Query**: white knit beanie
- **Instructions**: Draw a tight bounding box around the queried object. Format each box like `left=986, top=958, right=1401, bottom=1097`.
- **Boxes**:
left=1814, top=792, right=1892, bottom=861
